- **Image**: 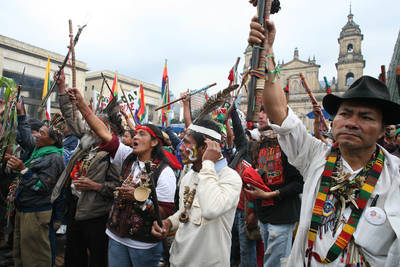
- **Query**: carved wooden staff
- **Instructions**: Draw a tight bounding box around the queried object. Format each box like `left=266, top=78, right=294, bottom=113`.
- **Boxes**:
left=145, top=162, right=170, bottom=266
left=155, top=83, right=216, bottom=111
left=300, top=73, right=329, bottom=131
left=380, top=65, right=386, bottom=84
left=246, top=0, right=280, bottom=122
left=40, top=23, right=86, bottom=109
left=69, top=19, right=78, bottom=122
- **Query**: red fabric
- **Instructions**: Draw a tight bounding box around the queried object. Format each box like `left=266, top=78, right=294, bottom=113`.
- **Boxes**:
left=98, top=134, right=120, bottom=158
left=158, top=201, right=175, bottom=217
left=242, top=166, right=274, bottom=206
left=228, top=67, right=234, bottom=87
left=242, top=167, right=271, bottom=192
left=162, top=149, right=183, bottom=170
left=237, top=191, right=245, bottom=211
left=135, top=125, right=163, bottom=145
left=246, top=121, right=253, bottom=130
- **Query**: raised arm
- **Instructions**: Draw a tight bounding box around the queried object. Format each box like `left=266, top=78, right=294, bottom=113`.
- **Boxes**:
left=182, top=93, right=192, bottom=128
left=249, top=18, right=287, bottom=125
left=67, top=88, right=113, bottom=144
left=56, top=70, right=86, bottom=138
left=120, top=108, right=135, bottom=131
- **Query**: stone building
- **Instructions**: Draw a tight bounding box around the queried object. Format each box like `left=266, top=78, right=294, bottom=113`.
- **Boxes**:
left=241, top=9, right=364, bottom=130
left=387, top=30, right=400, bottom=104
left=0, top=34, right=163, bottom=123
left=85, top=70, right=161, bottom=123
left=0, top=34, right=88, bottom=118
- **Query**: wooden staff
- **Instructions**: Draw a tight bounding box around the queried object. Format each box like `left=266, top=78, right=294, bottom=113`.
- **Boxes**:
left=101, top=72, right=115, bottom=97
left=119, top=84, right=136, bottom=126
left=246, top=0, right=280, bottom=122
left=396, top=66, right=400, bottom=99
left=145, top=162, right=170, bottom=266
left=300, top=73, right=329, bottom=131
left=380, top=65, right=386, bottom=84
left=155, top=82, right=216, bottom=111
left=40, top=23, right=86, bottom=109
left=69, top=19, right=77, bottom=122
left=95, top=78, right=105, bottom=113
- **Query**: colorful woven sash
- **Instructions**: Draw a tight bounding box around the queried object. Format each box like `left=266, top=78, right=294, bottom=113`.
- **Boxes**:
left=306, top=146, right=384, bottom=265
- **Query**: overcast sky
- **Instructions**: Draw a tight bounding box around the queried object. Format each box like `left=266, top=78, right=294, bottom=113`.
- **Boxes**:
left=2, top=0, right=399, bottom=97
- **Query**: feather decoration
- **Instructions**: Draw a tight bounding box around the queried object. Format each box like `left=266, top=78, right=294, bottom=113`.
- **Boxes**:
left=194, top=84, right=238, bottom=122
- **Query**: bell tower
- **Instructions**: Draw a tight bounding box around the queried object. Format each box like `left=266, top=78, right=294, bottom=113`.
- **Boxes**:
left=335, top=6, right=365, bottom=89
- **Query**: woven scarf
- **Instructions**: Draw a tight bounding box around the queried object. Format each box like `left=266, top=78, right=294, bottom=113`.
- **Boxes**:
left=24, top=146, right=64, bottom=168
left=306, top=145, right=384, bottom=265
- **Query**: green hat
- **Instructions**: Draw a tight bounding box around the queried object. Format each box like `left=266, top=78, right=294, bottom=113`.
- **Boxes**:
left=322, top=76, right=400, bottom=125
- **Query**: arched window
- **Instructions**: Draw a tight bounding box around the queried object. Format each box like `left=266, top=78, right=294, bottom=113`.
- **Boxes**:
left=346, top=72, right=354, bottom=86
left=292, top=80, right=300, bottom=93
left=347, top=43, right=354, bottom=53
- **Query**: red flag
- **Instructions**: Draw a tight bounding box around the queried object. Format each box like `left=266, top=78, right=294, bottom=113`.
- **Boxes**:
left=228, top=67, right=234, bottom=87
left=109, top=73, right=118, bottom=103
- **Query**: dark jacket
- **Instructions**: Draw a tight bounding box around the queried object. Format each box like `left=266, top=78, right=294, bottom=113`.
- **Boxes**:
left=51, top=94, right=121, bottom=221
left=15, top=116, right=65, bottom=211
left=255, top=137, right=303, bottom=225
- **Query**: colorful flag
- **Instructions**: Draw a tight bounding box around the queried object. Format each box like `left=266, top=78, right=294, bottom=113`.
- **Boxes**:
left=228, top=67, right=235, bottom=87
left=161, top=60, right=170, bottom=126
left=109, top=73, right=118, bottom=103
left=323, top=76, right=331, bottom=94
left=134, top=83, right=146, bottom=124
left=42, top=56, right=51, bottom=120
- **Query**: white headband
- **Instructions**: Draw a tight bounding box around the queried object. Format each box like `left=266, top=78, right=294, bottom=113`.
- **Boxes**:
left=188, top=124, right=221, bottom=141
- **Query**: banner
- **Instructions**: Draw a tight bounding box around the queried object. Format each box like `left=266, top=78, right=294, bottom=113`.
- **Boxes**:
left=93, top=88, right=139, bottom=114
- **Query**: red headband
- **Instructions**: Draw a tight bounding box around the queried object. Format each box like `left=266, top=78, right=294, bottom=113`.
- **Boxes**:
left=135, top=125, right=163, bottom=145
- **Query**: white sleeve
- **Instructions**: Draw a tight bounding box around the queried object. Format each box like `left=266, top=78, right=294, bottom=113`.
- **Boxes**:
left=111, top=142, right=133, bottom=167
left=156, top=166, right=176, bottom=202
left=269, top=107, right=329, bottom=176
left=196, top=160, right=242, bottom=220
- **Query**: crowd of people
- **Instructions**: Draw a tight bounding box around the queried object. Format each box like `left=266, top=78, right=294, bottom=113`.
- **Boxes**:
left=0, top=17, right=399, bottom=267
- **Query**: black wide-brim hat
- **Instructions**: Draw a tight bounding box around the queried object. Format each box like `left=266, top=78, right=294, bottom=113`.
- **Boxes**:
left=322, top=75, right=400, bottom=125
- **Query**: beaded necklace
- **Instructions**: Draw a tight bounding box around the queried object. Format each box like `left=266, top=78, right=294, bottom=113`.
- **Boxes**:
left=306, top=145, right=384, bottom=266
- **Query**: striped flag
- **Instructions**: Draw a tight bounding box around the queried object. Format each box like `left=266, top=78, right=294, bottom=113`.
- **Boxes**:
left=109, top=73, right=118, bottom=103
left=161, top=60, right=170, bottom=126
left=134, top=83, right=146, bottom=124
left=42, top=56, right=51, bottom=120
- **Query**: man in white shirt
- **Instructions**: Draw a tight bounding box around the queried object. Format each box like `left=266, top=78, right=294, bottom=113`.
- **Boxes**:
left=248, top=17, right=400, bottom=266
left=151, top=120, right=242, bottom=267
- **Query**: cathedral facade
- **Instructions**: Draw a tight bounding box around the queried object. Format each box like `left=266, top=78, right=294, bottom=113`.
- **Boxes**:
left=242, top=10, right=365, bottom=131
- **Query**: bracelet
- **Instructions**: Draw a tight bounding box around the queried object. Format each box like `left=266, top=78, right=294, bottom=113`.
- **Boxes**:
left=83, top=110, right=92, bottom=120
left=266, top=66, right=281, bottom=83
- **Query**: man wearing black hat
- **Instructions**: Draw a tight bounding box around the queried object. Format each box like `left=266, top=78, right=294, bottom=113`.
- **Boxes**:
left=249, top=18, right=400, bottom=266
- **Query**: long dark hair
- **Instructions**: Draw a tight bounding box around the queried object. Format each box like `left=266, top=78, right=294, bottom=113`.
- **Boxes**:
left=131, top=124, right=167, bottom=162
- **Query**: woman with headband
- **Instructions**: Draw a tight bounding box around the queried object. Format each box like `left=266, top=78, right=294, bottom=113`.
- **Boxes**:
left=67, top=87, right=178, bottom=267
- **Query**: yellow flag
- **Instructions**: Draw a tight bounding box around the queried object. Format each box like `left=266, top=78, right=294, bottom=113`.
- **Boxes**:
left=42, top=56, right=50, bottom=99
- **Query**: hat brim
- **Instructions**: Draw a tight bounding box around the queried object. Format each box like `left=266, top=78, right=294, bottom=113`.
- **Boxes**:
left=322, top=94, right=400, bottom=125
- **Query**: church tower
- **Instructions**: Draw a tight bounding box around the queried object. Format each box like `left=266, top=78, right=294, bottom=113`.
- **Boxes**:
left=335, top=7, right=365, bottom=89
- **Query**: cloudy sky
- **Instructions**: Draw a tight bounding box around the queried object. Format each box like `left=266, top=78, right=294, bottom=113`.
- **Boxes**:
left=2, top=0, right=399, bottom=97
